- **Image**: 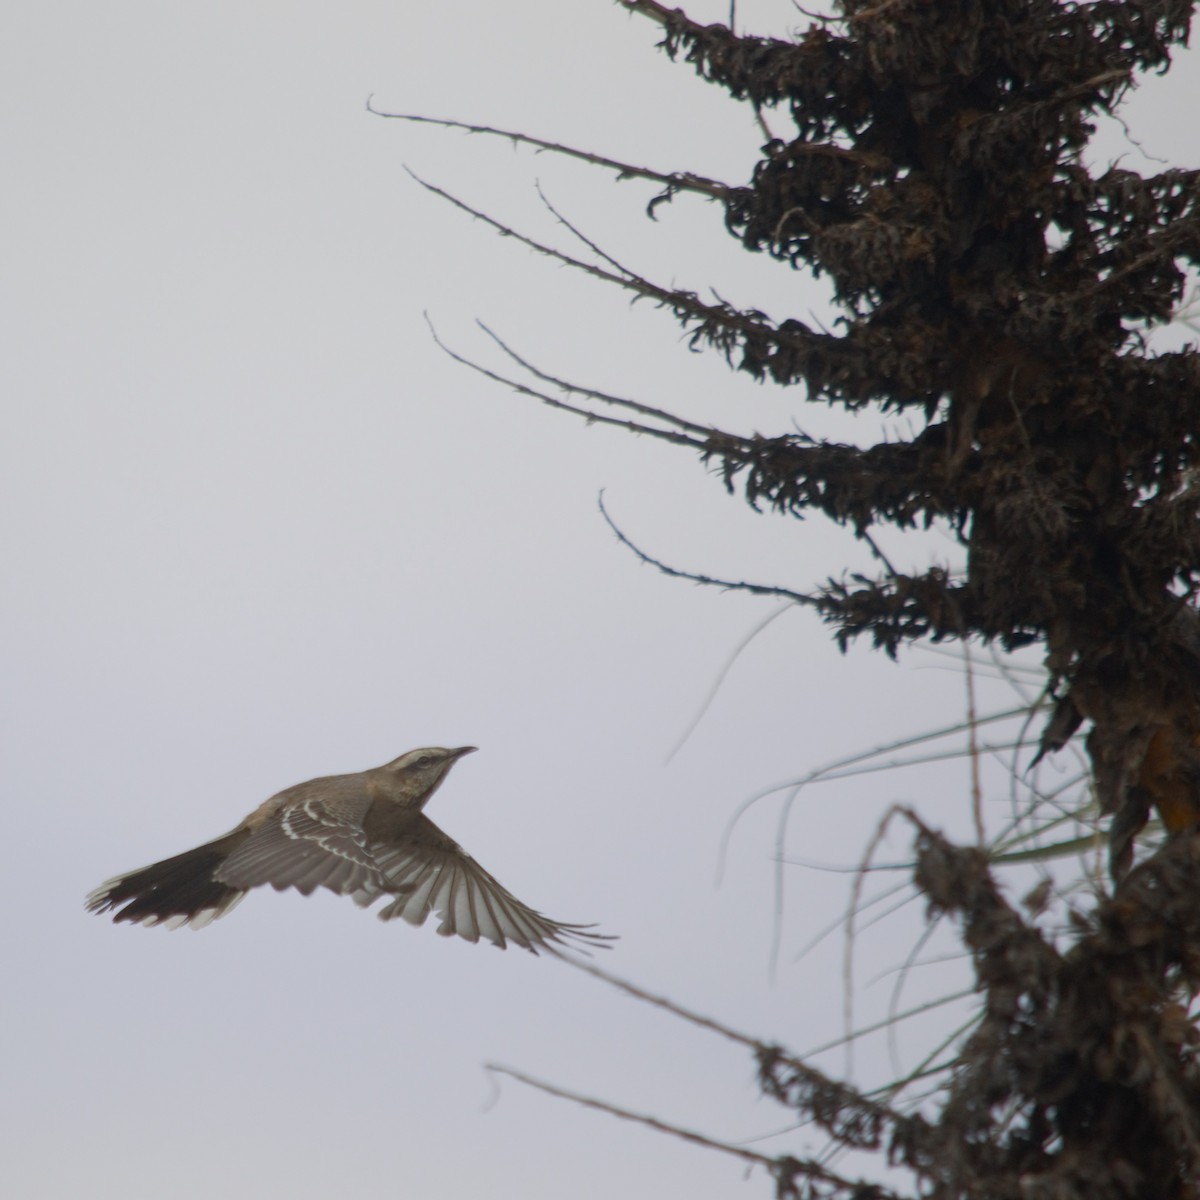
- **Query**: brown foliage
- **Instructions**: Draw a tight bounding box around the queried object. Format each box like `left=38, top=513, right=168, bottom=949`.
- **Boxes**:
left=614, top=2, right=1200, bottom=1194
left=625, top=0, right=1200, bottom=873
left=630, top=4, right=1200, bottom=1191
left=393, top=1, right=1200, bottom=1196
left=891, top=819, right=1200, bottom=1200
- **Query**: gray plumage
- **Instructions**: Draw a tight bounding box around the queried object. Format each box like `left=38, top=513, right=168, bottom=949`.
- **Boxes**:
left=87, top=746, right=612, bottom=955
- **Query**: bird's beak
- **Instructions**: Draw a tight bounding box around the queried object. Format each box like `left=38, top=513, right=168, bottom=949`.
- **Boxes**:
left=451, top=746, right=478, bottom=759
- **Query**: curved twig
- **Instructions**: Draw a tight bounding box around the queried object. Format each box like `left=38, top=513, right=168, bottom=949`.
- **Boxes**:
left=599, top=493, right=820, bottom=606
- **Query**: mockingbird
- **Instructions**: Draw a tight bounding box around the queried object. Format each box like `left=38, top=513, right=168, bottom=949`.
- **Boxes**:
left=87, top=745, right=612, bottom=955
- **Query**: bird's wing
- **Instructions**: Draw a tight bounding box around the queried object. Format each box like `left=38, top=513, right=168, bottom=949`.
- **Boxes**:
left=216, top=790, right=386, bottom=901
left=370, top=814, right=614, bottom=955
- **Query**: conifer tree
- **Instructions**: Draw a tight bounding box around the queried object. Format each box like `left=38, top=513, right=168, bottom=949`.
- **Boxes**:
left=390, top=3, right=1200, bottom=1195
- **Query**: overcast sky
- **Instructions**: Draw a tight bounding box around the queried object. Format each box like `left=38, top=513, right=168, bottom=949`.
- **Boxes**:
left=4, top=3, right=1198, bottom=1199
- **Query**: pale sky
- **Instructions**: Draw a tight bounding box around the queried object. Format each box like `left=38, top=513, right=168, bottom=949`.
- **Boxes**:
left=4, top=3, right=1197, bottom=1198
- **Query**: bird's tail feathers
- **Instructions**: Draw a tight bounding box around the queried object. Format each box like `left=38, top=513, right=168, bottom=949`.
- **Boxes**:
left=86, top=835, right=246, bottom=929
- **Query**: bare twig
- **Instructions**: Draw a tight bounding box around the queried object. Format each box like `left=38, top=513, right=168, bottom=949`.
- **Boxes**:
left=963, top=642, right=985, bottom=844
left=599, top=493, right=820, bottom=606
left=487, top=1063, right=899, bottom=1197
left=801, top=987, right=975, bottom=1061
left=843, top=806, right=918, bottom=1074
left=487, top=1063, right=776, bottom=1168
left=368, top=104, right=731, bottom=200
left=615, top=0, right=694, bottom=27
left=424, top=316, right=708, bottom=449
left=714, top=706, right=1031, bottom=945
left=404, top=168, right=821, bottom=358
left=665, top=603, right=794, bottom=763
left=558, top=956, right=923, bottom=1153
left=476, top=322, right=720, bottom=439
left=790, top=877, right=913, bottom=963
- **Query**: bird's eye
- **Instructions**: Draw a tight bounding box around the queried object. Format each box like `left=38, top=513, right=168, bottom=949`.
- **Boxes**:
left=415, top=753, right=435, bottom=767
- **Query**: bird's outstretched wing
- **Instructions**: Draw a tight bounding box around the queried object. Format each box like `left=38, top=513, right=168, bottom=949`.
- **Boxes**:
left=90, top=797, right=613, bottom=954
left=370, top=814, right=614, bottom=955
left=87, top=789, right=388, bottom=929
left=217, top=793, right=384, bottom=901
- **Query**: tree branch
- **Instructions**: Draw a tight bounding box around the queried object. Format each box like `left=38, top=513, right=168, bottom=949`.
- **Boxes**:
left=424, top=317, right=710, bottom=450
left=486, top=1062, right=905, bottom=1200
left=367, top=103, right=732, bottom=201
left=403, top=168, right=826, bottom=369
left=476, top=321, right=724, bottom=439
left=598, top=493, right=820, bottom=606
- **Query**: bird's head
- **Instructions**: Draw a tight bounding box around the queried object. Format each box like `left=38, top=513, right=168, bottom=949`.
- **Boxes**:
left=383, top=745, right=476, bottom=804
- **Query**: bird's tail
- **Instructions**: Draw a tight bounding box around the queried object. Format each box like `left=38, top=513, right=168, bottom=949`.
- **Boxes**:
left=86, top=834, right=247, bottom=929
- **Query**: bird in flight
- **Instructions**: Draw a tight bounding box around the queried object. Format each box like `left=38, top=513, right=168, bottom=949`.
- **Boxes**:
left=87, top=746, right=612, bottom=955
